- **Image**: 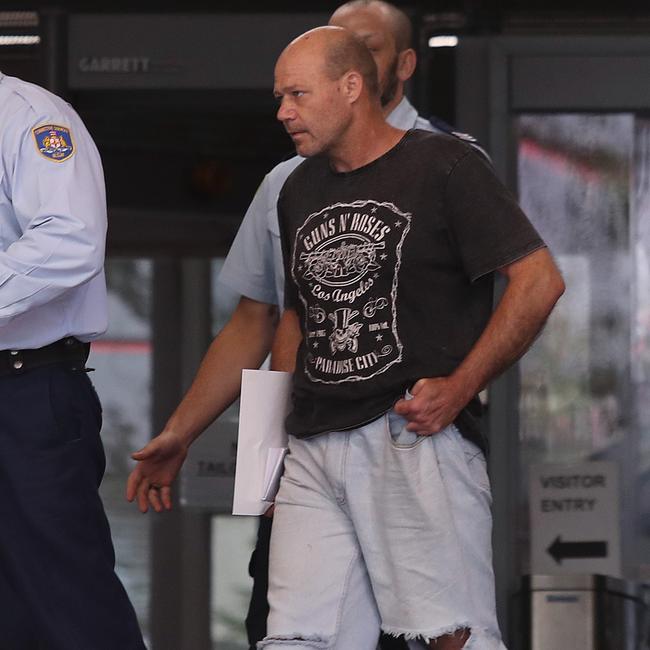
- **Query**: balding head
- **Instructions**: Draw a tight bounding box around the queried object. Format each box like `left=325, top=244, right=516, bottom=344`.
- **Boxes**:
left=328, top=1, right=416, bottom=112
left=275, top=27, right=383, bottom=159
left=330, top=0, right=412, bottom=52
left=280, top=26, right=379, bottom=99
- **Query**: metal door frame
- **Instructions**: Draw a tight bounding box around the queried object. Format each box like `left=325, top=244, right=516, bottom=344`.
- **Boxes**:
left=456, top=34, right=650, bottom=646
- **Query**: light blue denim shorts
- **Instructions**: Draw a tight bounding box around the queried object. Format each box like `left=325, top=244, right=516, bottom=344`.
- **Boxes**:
left=259, top=411, right=508, bottom=650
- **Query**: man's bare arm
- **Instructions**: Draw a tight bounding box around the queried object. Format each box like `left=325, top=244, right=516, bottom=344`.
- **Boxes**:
left=126, top=296, right=278, bottom=512
left=271, top=307, right=302, bottom=372
left=164, top=296, right=278, bottom=444
left=394, top=247, right=565, bottom=434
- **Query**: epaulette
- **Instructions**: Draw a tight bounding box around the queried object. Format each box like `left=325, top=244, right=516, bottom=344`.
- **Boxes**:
left=428, top=115, right=491, bottom=163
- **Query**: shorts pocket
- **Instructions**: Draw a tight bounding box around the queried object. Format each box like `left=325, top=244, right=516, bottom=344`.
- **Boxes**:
left=385, top=411, right=427, bottom=449
left=455, top=431, right=491, bottom=493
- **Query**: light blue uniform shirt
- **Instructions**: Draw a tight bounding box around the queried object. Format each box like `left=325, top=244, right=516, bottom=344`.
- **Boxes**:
left=218, top=97, right=435, bottom=307
left=0, top=73, right=108, bottom=348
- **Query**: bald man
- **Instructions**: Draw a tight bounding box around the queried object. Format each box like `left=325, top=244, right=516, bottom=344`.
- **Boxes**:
left=126, top=3, right=483, bottom=649
left=126, top=0, right=456, bottom=505
left=265, top=27, right=564, bottom=650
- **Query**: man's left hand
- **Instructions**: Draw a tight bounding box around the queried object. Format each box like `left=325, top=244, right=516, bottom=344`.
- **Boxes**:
left=393, top=376, right=469, bottom=435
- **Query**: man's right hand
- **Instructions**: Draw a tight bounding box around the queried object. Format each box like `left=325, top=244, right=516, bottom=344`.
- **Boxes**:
left=123, top=297, right=279, bottom=514
left=126, top=432, right=189, bottom=513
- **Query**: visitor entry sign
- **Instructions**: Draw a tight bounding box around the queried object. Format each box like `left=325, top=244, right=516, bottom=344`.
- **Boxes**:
left=529, top=461, right=621, bottom=576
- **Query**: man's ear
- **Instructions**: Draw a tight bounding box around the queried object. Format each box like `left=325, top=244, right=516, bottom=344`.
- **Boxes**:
left=397, top=48, right=417, bottom=82
left=341, top=70, right=363, bottom=103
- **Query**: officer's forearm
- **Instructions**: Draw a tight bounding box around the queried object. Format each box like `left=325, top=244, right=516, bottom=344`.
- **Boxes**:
left=163, top=296, right=279, bottom=447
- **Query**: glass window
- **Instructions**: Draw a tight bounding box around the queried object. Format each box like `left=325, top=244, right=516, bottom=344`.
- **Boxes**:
left=517, top=114, right=633, bottom=462
left=516, top=114, right=650, bottom=580
left=91, top=258, right=153, bottom=643
left=208, top=258, right=257, bottom=649
left=211, top=515, right=258, bottom=650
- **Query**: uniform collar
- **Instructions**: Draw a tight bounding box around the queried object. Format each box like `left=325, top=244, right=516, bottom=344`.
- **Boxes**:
left=386, top=96, right=419, bottom=131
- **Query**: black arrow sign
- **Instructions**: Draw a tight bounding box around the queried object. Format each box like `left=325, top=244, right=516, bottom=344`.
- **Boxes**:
left=547, top=536, right=608, bottom=564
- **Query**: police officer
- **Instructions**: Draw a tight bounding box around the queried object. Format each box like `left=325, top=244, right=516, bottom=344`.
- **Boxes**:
left=0, top=72, right=146, bottom=650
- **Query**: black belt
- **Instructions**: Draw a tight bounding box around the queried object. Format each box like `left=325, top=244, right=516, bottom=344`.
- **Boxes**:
left=0, top=337, right=91, bottom=377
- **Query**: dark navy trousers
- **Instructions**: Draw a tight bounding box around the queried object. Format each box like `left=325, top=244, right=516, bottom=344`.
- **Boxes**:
left=0, top=364, right=146, bottom=650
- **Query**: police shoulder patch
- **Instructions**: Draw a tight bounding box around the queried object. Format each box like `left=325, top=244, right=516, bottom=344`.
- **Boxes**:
left=32, top=124, right=75, bottom=162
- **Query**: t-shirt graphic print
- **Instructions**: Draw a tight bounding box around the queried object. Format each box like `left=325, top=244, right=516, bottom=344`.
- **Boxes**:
left=291, top=199, right=411, bottom=384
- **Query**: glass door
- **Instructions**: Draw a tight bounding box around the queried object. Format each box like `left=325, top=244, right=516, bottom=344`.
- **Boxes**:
left=91, top=258, right=153, bottom=644
left=208, top=259, right=257, bottom=650
left=516, top=113, right=650, bottom=580
left=455, top=35, right=650, bottom=642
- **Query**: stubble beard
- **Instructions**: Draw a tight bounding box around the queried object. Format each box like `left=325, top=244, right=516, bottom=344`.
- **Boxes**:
left=380, top=55, right=399, bottom=108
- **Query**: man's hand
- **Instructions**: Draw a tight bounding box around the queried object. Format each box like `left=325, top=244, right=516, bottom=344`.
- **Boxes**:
left=394, top=248, right=565, bottom=437
left=393, top=376, right=469, bottom=435
left=124, top=296, right=278, bottom=514
left=126, top=432, right=189, bottom=513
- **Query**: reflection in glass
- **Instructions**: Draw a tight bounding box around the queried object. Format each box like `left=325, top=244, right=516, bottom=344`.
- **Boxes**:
left=211, top=515, right=257, bottom=650
left=210, top=259, right=257, bottom=649
left=632, top=118, right=650, bottom=576
left=516, top=114, right=650, bottom=579
left=91, top=258, right=153, bottom=641
left=518, top=114, right=633, bottom=464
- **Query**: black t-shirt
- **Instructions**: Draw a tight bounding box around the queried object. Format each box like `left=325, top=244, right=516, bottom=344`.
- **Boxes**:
left=278, top=129, right=544, bottom=449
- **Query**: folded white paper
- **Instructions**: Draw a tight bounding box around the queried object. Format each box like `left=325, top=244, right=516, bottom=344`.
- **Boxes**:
left=262, top=447, right=289, bottom=502
left=232, top=369, right=291, bottom=515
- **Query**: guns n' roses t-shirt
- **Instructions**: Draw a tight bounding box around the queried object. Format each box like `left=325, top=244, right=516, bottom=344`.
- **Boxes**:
left=278, top=129, right=545, bottom=450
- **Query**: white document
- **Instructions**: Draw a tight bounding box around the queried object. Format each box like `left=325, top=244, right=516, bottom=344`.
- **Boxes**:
left=261, top=447, right=289, bottom=502
left=232, top=369, right=292, bottom=515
